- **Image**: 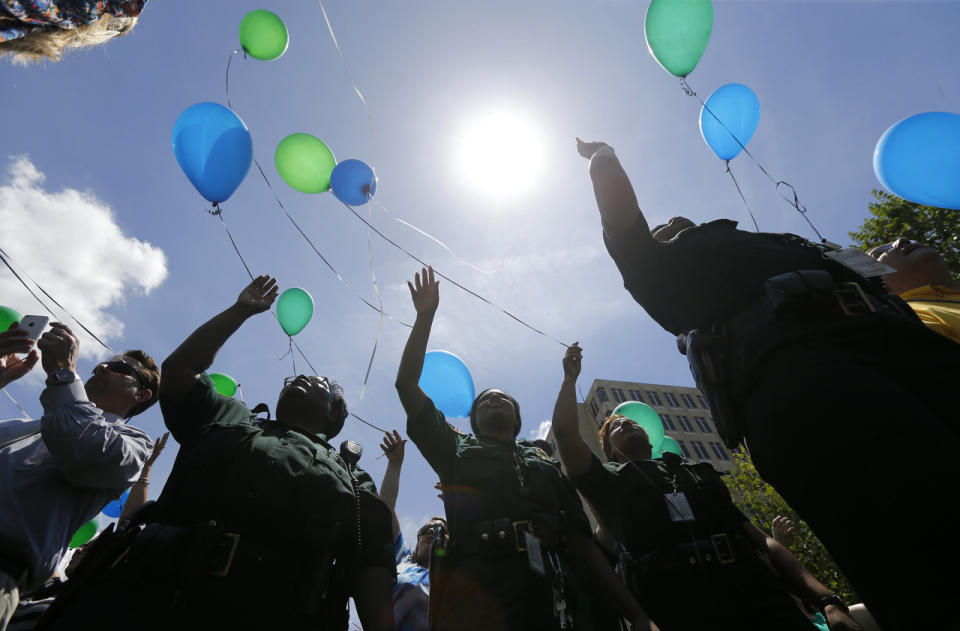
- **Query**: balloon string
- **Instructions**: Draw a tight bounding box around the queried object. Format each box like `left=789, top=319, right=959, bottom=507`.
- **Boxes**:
left=2, top=388, right=31, bottom=419
left=0, top=245, right=113, bottom=353
left=349, top=411, right=389, bottom=433
left=358, top=205, right=385, bottom=400
left=372, top=200, right=499, bottom=274
left=211, top=205, right=255, bottom=281
left=679, top=76, right=825, bottom=242
left=337, top=200, right=571, bottom=349
left=224, top=49, right=243, bottom=111
left=724, top=160, right=760, bottom=232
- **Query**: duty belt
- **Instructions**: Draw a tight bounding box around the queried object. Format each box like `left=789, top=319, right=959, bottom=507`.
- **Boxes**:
left=630, top=532, right=756, bottom=575
left=456, top=518, right=535, bottom=556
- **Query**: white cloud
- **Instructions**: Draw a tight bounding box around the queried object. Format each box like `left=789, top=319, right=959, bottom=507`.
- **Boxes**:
left=0, top=156, right=167, bottom=358
left=530, top=419, right=551, bottom=440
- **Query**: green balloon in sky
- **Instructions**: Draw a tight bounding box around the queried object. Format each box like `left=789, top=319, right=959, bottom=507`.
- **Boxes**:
left=0, top=306, right=21, bottom=333
left=238, top=10, right=289, bottom=61
left=612, top=400, right=665, bottom=453
left=275, top=134, right=337, bottom=194
left=645, top=0, right=714, bottom=78
left=209, top=372, right=238, bottom=397
left=69, top=517, right=98, bottom=549
left=276, top=288, right=314, bottom=336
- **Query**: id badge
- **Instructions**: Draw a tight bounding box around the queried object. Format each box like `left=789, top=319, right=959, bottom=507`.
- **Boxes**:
left=525, top=531, right=546, bottom=576
left=825, top=248, right=896, bottom=279
left=665, top=492, right=696, bottom=522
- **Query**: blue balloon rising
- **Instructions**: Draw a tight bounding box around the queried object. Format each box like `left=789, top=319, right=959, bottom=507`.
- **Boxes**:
left=419, top=350, right=475, bottom=418
left=699, top=83, right=760, bottom=161
left=172, top=102, right=253, bottom=204
left=874, top=112, right=960, bottom=210
left=102, top=488, right=131, bottom=518
left=330, top=159, right=378, bottom=206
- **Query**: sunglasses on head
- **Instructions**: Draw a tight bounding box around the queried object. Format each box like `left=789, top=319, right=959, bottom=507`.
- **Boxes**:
left=417, top=523, right=443, bottom=538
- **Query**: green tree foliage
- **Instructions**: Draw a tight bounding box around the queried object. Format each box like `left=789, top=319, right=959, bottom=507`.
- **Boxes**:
left=849, top=189, right=960, bottom=281
left=724, top=451, right=859, bottom=603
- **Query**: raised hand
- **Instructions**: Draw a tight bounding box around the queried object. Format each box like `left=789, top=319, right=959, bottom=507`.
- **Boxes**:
left=407, top=266, right=439, bottom=317
left=563, top=342, right=582, bottom=380
left=235, top=275, right=279, bottom=315
left=380, top=429, right=407, bottom=465
left=145, top=432, right=170, bottom=469
left=38, top=322, right=79, bottom=376
left=576, top=137, right=611, bottom=159
left=771, top=515, right=796, bottom=547
left=0, top=323, right=40, bottom=388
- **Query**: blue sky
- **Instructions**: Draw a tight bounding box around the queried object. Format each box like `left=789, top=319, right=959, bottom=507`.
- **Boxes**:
left=2, top=0, right=958, bottom=545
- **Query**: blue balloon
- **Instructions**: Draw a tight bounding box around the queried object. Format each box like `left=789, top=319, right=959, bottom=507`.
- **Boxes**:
left=419, top=350, right=475, bottom=418
left=102, top=488, right=131, bottom=518
left=330, top=159, right=378, bottom=206
left=874, top=112, right=960, bottom=210
left=699, top=83, right=760, bottom=161
left=172, top=102, right=253, bottom=204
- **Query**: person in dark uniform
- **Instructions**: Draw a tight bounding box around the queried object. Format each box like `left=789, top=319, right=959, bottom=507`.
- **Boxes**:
left=44, top=276, right=396, bottom=631
left=395, top=267, right=658, bottom=631
left=552, top=344, right=862, bottom=630
left=577, top=139, right=960, bottom=631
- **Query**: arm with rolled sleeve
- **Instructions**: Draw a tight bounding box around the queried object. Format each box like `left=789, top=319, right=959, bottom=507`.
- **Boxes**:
left=39, top=380, right=152, bottom=489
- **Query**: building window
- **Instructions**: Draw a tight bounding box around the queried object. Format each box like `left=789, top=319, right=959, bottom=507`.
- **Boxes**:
left=678, top=441, right=691, bottom=458
left=647, top=391, right=662, bottom=407
left=710, top=442, right=730, bottom=460
left=694, top=417, right=711, bottom=433
left=589, top=399, right=599, bottom=418
left=680, top=393, right=697, bottom=408
left=663, top=392, right=680, bottom=407
left=697, top=395, right=709, bottom=410
left=659, top=414, right=675, bottom=431
left=628, top=389, right=643, bottom=401
left=611, top=388, right=626, bottom=403
left=597, top=387, right=609, bottom=403
left=692, top=441, right=709, bottom=459
left=677, top=415, right=693, bottom=432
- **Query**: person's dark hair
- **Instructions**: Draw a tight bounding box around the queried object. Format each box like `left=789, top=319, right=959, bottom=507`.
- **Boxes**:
left=468, top=388, right=521, bottom=438
left=598, top=414, right=649, bottom=461
left=124, top=350, right=159, bottom=417
left=324, top=380, right=349, bottom=438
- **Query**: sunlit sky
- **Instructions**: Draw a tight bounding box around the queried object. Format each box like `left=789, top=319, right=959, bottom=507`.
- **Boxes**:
left=2, top=0, right=958, bottom=547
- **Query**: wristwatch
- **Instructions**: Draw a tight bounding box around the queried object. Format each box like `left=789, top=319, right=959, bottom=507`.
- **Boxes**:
left=818, top=594, right=849, bottom=614
left=51, top=368, right=79, bottom=385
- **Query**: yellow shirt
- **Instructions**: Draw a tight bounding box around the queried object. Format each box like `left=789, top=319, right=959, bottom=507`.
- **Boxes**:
left=900, top=284, right=960, bottom=344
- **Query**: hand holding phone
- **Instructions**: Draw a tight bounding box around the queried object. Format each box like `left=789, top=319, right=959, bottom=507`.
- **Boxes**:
left=19, top=315, right=50, bottom=341
left=0, top=318, right=43, bottom=387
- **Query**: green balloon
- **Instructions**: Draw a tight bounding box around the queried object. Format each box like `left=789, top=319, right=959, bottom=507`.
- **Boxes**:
left=660, top=435, right=683, bottom=457
left=277, top=287, right=314, bottom=336
left=238, top=10, right=289, bottom=61
left=645, top=0, right=714, bottom=78
left=209, top=372, right=238, bottom=397
left=0, top=306, right=21, bottom=333
left=275, top=134, right=337, bottom=194
left=612, top=400, right=665, bottom=453
left=69, top=518, right=98, bottom=549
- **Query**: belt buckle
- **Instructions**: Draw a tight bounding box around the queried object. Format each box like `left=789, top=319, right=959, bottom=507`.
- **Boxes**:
left=512, top=520, right=531, bottom=552
left=710, top=533, right=736, bottom=565
left=834, top=282, right=875, bottom=316
left=210, top=532, right=240, bottom=577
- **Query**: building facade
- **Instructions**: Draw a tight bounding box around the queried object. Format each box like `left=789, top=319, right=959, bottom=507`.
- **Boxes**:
left=545, top=378, right=735, bottom=473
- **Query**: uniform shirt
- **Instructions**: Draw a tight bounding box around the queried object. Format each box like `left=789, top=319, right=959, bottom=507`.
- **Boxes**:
left=154, top=373, right=394, bottom=573
left=0, top=380, right=151, bottom=589
left=393, top=533, right=429, bottom=631
left=900, top=284, right=960, bottom=344
left=571, top=454, right=748, bottom=558
left=407, top=397, right=590, bottom=544
left=603, top=216, right=829, bottom=335
left=0, top=0, right=147, bottom=42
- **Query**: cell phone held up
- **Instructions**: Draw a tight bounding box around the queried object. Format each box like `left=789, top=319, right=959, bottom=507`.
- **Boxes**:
left=19, top=315, right=50, bottom=341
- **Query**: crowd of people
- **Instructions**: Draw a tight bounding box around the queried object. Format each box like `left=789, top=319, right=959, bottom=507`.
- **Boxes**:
left=0, top=139, right=958, bottom=631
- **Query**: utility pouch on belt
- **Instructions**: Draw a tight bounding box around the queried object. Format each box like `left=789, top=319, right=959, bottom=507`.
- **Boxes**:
left=761, top=270, right=834, bottom=319
left=678, top=330, right=742, bottom=450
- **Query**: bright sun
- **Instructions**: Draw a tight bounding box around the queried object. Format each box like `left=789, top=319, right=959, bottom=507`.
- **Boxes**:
left=456, top=107, right=545, bottom=200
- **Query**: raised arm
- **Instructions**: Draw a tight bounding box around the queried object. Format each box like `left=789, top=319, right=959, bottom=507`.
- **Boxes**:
left=160, top=275, right=278, bottom=401
left=379, top=429, right=406, bottom=540
left=551, top=343, right=593, bottom=476
left=118, top=431, right=169, bottom=523
left=576, top=138, right=649, bottom=236
left=395, top=267, right=438, bottom=417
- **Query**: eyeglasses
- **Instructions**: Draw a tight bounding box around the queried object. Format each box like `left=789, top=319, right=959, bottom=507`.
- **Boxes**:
left=98, top=359, right=147, bottom=388
left=283, top=375, right=331, bottom=389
